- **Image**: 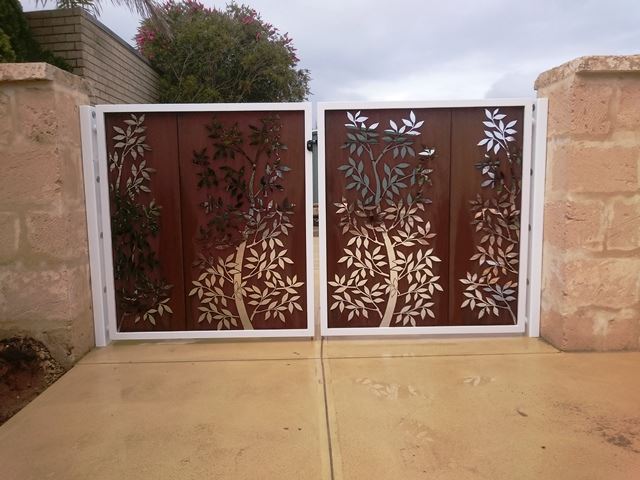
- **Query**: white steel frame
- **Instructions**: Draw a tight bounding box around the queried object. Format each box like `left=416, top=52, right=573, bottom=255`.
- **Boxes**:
left=82, top=103, right=315, bottom=341
left=317, top=99, right=548, bottom=337
left=80, top=106, right=110, bottom=346
left=526, top=99, right=548, bottom=337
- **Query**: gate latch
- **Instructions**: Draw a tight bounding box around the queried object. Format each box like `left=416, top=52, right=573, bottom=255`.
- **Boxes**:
left=306, top=138, right=317, bottom=152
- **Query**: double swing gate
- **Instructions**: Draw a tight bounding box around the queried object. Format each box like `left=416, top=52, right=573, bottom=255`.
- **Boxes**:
left=80, top=100, right=547, bottom=344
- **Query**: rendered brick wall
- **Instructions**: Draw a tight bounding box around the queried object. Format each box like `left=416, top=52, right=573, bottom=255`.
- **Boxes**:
left=25, top=8, right=159, bottom=105
left=536, top=55, right=640, bottom=351
left=0, top=63, right=94, bottom=366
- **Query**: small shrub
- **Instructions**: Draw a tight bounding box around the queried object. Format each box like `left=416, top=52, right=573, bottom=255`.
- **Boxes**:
left=0, top=28, right=16, bottom=62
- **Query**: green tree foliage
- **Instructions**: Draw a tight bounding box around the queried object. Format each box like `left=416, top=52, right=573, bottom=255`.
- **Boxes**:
left=0, top=28, right=16, bottom=62
left=136, top=1, right=310, bottom=102
left=0, top=0, right=70, bottom=69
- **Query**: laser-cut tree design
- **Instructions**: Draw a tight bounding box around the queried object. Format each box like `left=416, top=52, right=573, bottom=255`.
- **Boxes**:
left=108, top=114, right=173, bottom=328
left=188, top=115, right=304, bottom=330
left=460, top=108, right=521, bottom=323
left=328, top=111, right=443, bottom=327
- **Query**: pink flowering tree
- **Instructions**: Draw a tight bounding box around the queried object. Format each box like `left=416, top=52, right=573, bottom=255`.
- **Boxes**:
left=136, top=1, right=310, bottom=102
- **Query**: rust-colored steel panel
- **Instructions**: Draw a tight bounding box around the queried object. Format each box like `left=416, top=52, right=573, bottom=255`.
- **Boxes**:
left=177, top=111, right=308, bottom=331
left=449, top=107, right=525, bottom=326
left=324, top=109, right=452, bottom=328
left=105, top=112, right=186, bottom=332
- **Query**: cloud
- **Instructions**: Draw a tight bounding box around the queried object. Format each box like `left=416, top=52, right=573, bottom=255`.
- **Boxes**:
left=21, top=0, right=640, bottom=101
left=335, top=56, right=502, bottom=101
left=484, top=72, right=536, bottom=99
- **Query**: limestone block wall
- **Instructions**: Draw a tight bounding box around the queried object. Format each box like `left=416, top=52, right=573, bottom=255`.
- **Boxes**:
left=0, top=63, right=94, bottom=366
left=536, top=56, right=640, bottom=351
left=24, top=8, right=159, bottom=105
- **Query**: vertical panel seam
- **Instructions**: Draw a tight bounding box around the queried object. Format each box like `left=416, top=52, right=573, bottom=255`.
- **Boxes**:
left=448, top=109, right=455, bottom=326
left=175, top=113, right=189, bottom=331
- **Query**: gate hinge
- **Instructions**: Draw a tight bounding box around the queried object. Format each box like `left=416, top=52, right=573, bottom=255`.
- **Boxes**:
left=306, top=138, right=317, bottom=152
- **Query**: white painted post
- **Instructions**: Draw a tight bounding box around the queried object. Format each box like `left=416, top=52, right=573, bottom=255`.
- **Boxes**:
left=526, top=98, right=549, bottom=337
left=80, top=106, right=110, bottom=346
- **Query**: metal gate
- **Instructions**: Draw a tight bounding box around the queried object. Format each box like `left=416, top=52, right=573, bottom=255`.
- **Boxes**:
left=81, top=104, right=315, bottom=342
left=318, top=100, right=547, bottom=336
left=81, top=99, right=547, bottom=344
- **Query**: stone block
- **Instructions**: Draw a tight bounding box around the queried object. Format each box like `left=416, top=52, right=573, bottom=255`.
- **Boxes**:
left=540, top=78, right=614, bottom=138
left=53, top=25, right=75, bottom=34
left=575, top=306, right=640, bottom=351
left=561, top=312, right=599, bottom=351
left=607, top=197, right=640, bottom=251
left=0, top=268, right=74, bottom=323
left=0, top=213, right=20, bottom=263
left=548, top=143, right=639, bottom=193
left=540, top=308, right=565, bottom=349
left=14, top=86, right=59, bottom=144
left=41, top=33, right=67, bottom=43
left=542, top=308, right=604, bottom=351
left=613, top=81, right=640, bottom=130
left=562, top=257, right=640, bottom=309
left=60, top=150, right=88, bottom=206
left=68, top=264, right=92, bottom=313
left=0, top=145, right=62, bottom=208
left=51, top=42, right=76, bottom=51
left=31, top=26, right=55, bottom=36
left=0, top=90, right=12, bottom=146
left=25, top=210, right=88, bottom=261
left=543, top=199, right=605, bottom=250
left=70, top=311, right=95, bottom=363
left=26, top=17, right=45, bottom=27
left=600, top=308, right=640, bottom=351
left=540, top=249, right=568, bottom=312
left=568, top=80, right=614, bottom=137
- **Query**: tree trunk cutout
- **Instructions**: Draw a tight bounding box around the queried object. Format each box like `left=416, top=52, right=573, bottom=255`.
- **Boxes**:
left=329, top=111, right=443, bottom=327
left=379, top=232, right=397, bottom=328
left=232, top=241, right=252, bottom=330
left=189, top=115, right=304, bottom=330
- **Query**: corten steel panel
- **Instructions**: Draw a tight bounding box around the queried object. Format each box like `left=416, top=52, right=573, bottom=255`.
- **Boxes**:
left=105, top=112, right=186, bottom=332
left=324, top=109, right=451, bottom=328
left=177, top=111, right=308, bottom=331
left=449, top=107, right=525, bottom=326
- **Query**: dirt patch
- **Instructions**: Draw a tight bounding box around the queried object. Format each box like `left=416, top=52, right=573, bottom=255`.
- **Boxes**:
left=0, top=337, right=65, bottom=425
left=594, top=421, right=640, bottom=454
left=606, top=434, right=633, bottom=449
left=554, top=401, right=640, bottom=454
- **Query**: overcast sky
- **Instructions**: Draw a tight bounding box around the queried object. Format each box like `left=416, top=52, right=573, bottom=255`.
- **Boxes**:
left=22, top=0, right=640, bottom=101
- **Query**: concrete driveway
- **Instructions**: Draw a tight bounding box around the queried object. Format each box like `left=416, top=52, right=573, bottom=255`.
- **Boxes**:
left=0, top=337, right=639, bottom=479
